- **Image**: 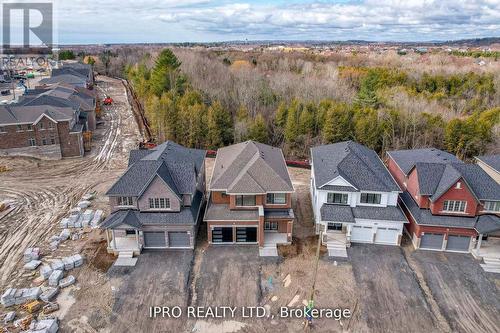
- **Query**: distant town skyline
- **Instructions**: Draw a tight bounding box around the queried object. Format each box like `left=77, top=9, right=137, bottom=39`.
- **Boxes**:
left=6, top=0, right=500, bottom=44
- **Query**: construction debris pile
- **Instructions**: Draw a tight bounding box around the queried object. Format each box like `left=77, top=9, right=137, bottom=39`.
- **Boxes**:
left=0, top=192, right=98, bottom=332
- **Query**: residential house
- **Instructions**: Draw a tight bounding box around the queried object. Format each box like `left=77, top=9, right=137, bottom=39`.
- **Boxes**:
left=386, top=148, right=500, bottom=259
left=475, top=155, right=500, bottom=184
left=310, top=141, right=407, bottom=257
left=204, top=141, right=294, bottom=256
left=23, top=83, right=97, bottom=131
left=100, top=141, right=206, bottom=256
left=50, top=62, right=94, bottom=89
left=0, top=104, right=84, bottom=159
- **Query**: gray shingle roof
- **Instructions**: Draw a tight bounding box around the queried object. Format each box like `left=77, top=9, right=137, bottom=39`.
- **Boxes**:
left=0, top=105, right=75, bottom=125
left=475, top=214, right=500, bottom=234
left=320, top=185, right=358, bottom=192
left=400, top=191, right=477, bottom=228
left=320, top=204, right=355, bottom=223
left=320, top=204, right=406, bottom=223
left=21, top=85, right=95, bottom=112
left=106, top=141, right=205, bottom=197
left=476, top=155, right=500, bottom=173
left=311, top=141, right=400, bottom=192
left=414, top=163, right=446, bottom=195
left=204, top=202, right=259, bottom=221
left=352, top=206, right=407, bottom=222
left=210, top=141, right=293, bottom=194
left=39, top=74, right=87, bottom=87
left=264, top=209, right=295, bottom=219
left=387, top=148, right=461, bottom=175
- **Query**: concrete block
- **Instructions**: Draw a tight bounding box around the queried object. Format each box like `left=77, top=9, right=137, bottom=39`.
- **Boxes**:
left=59, top=229, right=71, bottom=241
left=77, top=200, right=91, bottom=209
left=51, top=259, right=64, bottom=271
left=39, top=287, right=59, bottom=302
left=40, top=265, right=53, bottom=279
left=71, top=254, right=84, bottom=267
left=60, top=217, right=69, bottom=229
left=24, top=260, right=42, bottom=271
left=3, top=311, right=15, bottom=323
left=48, top=270, right=63, bottom=287
left=62, top=257, right=74, bottom=270
left=29, top=318, right=59, bottom=333
left=59, top=275, right=75, bottom=288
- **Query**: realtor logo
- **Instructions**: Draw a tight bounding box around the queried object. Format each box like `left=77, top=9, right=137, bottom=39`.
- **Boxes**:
left=2, top=2, right=53, bottom=53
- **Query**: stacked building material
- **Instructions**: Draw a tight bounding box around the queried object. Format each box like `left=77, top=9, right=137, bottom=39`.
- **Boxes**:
left=39, top=287, right=59, bottom=302
left=23, top=248, right=40, bottom=263
left=39, top=265, right=53, bottom=280
left=58, top=275, right=75, bottom=288
left=50, top=260, right=64, bottom=272
left=26, top=318, right=58, bottom=333
left=77, top=200, right=91, bottom=209
left=91, top=210, right=103, bottom=227
left=59, top=229, right=71, bottom=241
left=1, top=287, right=42, bottom=307
left=3, top=311, right=15, bottom=323
left=81, top=209, right=94, bottom=227
left=24, top=260, right=42, bottom=271
left=48, top=270, right=63, bottom=287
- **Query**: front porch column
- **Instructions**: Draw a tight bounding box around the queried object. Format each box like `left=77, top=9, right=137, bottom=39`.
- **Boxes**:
left=112, top=229, right=117, bottom=249
left=476, top=234, right=483, bottom=251
left=106, top=229, right=110, bottom=247
left=135, top=230, right=139, bottom=249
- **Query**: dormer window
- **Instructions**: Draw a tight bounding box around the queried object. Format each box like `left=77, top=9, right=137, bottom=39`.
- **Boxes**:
left=327, top=193, right=348, bottom=205
left=443, top=200, right=466, bottom=213
left=149, top=198, right=170, bottom=209
left=360, top=193, right=381, bottom=205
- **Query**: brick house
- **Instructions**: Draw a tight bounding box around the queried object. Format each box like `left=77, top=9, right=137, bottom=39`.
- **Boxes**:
left=0, top=105, right=84, bottom=159
left=100, top=141, right=206, bottom=259
left=386, top=148, right=500, bottom=254
left=204, top=141, right=295, bottom=256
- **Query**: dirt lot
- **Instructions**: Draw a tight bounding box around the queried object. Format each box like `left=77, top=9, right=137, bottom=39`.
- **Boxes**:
left=407, top=250, right=500, bottom=333
left=0, top=76, right=141, bottom=330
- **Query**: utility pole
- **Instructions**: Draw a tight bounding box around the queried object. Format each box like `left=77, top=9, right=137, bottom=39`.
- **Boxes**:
left=304, top=230, right=322, bottom=331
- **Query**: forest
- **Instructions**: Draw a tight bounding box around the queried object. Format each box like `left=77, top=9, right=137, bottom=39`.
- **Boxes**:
left=92, top=47, right=499, bottom=160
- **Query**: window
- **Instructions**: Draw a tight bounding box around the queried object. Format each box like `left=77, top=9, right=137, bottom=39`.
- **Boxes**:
left=50, top=136, right=56, bottom=145
left=456, top=182, right=462, bottom=189
left=327, top=193, right=348, bottom=205
left=221, top=192, right=228, bottom=198
left=360, top=193, right=382, bottom=205
left=41, top=138, right=47, bottom=145
left=266, top=193, right=287, bottom=205
left=235, top=195, right=256, bottom=206
left=125, top=229, right=136, bottom=235
left=484, top=201, right=500, bottom=212
left=48, top=122, right=54, bottom=129
left=16, top=125, right=23, bottom=132
left=327, top=223, right=343, bottom=231
left=28, top=138, right=36, bottom=146
left=149, top=197, right=171, bottom=209
left=38, top=122, right=44, bottom=130
left=26, top=124, right=33, bottom=131
left=443, top=200, right=466, bottom=213
left=118, top=196, right=133, bottom=206
left=0, top=126, right=5, bottom=133
left=264, top=221, right=278, bottom=231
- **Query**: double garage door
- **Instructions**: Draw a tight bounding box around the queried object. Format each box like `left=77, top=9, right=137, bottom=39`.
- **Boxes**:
left=143, top=231, right=190, bottom=248
left=350, top=226, right=400, bottom=245
left=420, top=233, right=470, bottom=252
left=212, top=227, right=257, bottom=244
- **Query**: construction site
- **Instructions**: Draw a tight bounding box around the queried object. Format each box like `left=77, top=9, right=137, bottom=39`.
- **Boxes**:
left=0, top=76, right=499, bottom=333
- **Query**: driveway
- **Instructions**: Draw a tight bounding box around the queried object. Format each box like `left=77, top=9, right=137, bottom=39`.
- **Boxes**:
left=409, top=250, right=500, bottom=333
left=348, top=244, right=439, bottom=333
left=107, top=250, right=194, bottom=333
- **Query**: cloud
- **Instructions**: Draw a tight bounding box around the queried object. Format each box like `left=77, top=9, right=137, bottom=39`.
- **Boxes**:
left=54, top=0, right=500, bottom=42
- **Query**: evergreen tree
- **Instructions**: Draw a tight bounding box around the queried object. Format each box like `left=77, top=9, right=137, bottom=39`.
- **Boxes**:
left=322, top=103, right=354, bottom=143
left=150, top=49, right=182, bottom=96
left=207, top=101, right=233, bottom=149
left=247, top=114, right=269, bottom=143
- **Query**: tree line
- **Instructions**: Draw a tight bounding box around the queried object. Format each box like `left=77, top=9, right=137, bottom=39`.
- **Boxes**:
left=126, top=49, right=499, bottom=160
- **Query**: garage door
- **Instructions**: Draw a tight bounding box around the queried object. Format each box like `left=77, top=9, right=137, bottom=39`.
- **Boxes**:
left=236, top=227, right=258, bottom=243
left=168, top=232, right=190, bottom=248
left=420, top=233, right=444, bottom=250
left=351, top=226, right=373, bottom=243
left=375, top=227, right=400, bottom=244
left=212, top=227, right=233, bottom=243
left=144, top=232, right=166, bottom=248
left=446, top=235, right=470, bottom=252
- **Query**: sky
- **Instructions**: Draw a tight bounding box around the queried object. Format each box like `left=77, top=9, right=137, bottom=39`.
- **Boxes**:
left=4, top=0, right=500, bottom=44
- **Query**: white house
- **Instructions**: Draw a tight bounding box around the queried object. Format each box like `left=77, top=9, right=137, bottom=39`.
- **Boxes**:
left=310, top=141, right=408, bottom=257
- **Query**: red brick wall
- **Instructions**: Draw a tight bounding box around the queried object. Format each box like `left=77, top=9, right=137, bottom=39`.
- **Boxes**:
left=58, top=122, right=83, bottom=157
left=407, top=169, right=429, bottom=208
left=387, top=157, right=407, bottom=189
left=429, top=179, right=478, bottom=216
left=211, top=191, right=230, bottom=204
left=0, top=119, right=61, bottom=149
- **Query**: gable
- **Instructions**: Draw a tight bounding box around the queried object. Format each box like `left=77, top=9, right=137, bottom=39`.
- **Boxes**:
left=140, top=174, right=181, bottom=202
left=34, top=113, right=58, bottom=125
left=322, top=176, right=356, bottom=189
left=433, top=177, right=479, bottom=204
